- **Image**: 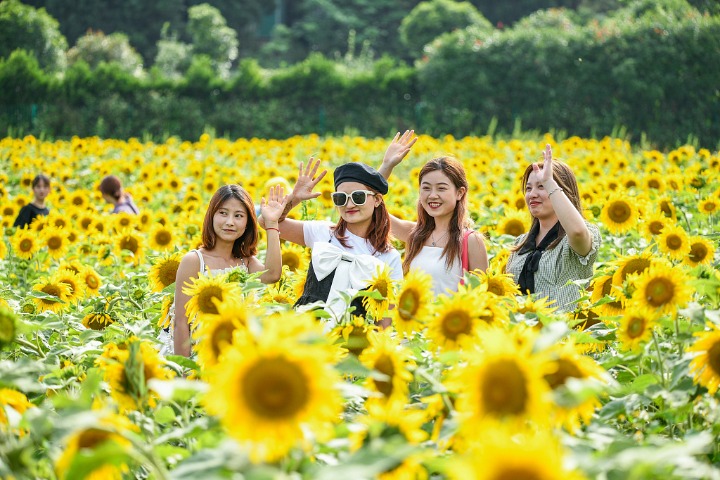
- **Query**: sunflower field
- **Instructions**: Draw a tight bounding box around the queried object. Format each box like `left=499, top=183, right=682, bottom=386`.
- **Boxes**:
left=0, top=133, right=719, bottom=479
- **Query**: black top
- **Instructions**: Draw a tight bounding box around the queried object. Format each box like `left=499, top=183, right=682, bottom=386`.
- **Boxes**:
left=295, top=261, right=368, bottom=317
left=13, top=203, right=49, bottom=229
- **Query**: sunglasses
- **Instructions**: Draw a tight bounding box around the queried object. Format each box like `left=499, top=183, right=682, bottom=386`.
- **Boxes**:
left=331, top=190, right=377, bottom=207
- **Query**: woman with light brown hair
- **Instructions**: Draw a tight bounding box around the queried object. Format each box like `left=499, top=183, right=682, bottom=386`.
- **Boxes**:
left=505, top=144, right=601, bottom=312
left=99, top=175, right=139, bottom=214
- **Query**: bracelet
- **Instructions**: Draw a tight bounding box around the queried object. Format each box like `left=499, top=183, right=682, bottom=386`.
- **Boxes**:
left=265, top=227, right=280, bottom=233
left=548, top=186, right=563, bottom=197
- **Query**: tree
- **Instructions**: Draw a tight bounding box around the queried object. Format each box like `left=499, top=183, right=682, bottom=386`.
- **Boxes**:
left=67, top=31, right=144, bottom=76
left=153, top=23, right=193, bottom=80
left=0, top=0, right=67, bottom=72
left=187, top=3, right=238, bottom=78
left=400, top=0, right=492, bottom=58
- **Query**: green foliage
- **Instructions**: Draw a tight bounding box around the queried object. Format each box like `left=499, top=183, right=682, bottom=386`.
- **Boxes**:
left=153, top=23, right=193, bottom=80
left=399, top=0, right=493, bottom=58
left=187, top=3, right=238, bottom=78
left=0, top=49, right=48, bottom=105
left=0, top=0, right=67, bottom=72
left=67, top=31, right=144, bottom=76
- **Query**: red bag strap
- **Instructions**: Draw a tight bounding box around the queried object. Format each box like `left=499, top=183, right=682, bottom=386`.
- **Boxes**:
left=461, top=229, right=473, bottom=272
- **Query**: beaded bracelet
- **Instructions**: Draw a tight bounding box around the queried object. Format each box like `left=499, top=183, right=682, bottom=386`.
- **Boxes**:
left=548, top=186, right=564, bottom=197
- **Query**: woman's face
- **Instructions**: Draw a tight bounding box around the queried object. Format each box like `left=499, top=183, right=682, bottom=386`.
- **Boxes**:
left=525, top=170, right=556, bottom=220
left=33, top=181, right=50, bottom=202
left=419, top=170, right=464, bottom=219
left=334, top=181, right=380, bottom=226
left=212, top=197, right=248, bottom=244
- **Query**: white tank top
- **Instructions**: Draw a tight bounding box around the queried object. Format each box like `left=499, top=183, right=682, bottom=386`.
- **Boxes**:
left=408, top=246, right=463, bottom=296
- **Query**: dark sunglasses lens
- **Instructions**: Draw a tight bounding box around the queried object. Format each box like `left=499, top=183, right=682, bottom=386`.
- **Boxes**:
left=331, top=192, right=347, bottom=206
left=351, top=191, right=367, bottom=205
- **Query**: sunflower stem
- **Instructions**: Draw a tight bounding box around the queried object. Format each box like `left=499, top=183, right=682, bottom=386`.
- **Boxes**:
left=651, top=330, right=667, bottom=388
left=414, top=366, right=454, bottom=414
left=16, top=337, right=44, bottom=356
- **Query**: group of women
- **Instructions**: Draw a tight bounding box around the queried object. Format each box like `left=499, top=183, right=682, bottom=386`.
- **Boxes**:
left=170, top=131, right=600, bottom=356
left=12, top=132, right=601, bottom=357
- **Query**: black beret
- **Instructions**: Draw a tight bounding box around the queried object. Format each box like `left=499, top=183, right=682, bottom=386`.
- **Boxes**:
left=333, top=162, right=389, bottom=194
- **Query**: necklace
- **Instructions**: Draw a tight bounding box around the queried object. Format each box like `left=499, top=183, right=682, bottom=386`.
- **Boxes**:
left=430, top=230, right=449, bottom=247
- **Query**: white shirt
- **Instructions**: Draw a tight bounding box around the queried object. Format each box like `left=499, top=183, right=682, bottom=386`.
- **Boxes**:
left=303, top=221, right=404, bottom=281
left=409, top=246, right=463, bottom=296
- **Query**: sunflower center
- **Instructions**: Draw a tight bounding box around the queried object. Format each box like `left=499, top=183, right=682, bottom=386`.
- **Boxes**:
left=86, top=274, right=100, bottom=289
left=77, top=428, right=112, bottom=449
left=372, top=354, right=395, bottom=398
left=398, top=289, right=419, bottom=320
left=81, top=217, right=93, bottom=229
left=480, top=359, right=528, bottom=416
left=119, top=218, right=132, bottom=227
left=60, top=279, right=77, bottom=294
left=487, top=279, right=506, bottom=296
left=120, top=236, right=139, bottom=254
left=373, top=280, right=389, bottom=298
left=609, top=201, right=631, bottom=223
left=494, top=467, right=543, bottom=480
left=703, top=202, right=717, bottom=213
left=647, top=179, right=661, bottom=189
left=19, top=239, right=33, bottom=252
left=708, top=341, right=720, bottom=376
left=619, top=258, right=651, bottom=283
left=626, top=316, right=647, bottom=339
left=648, top=221, right=664, bottom=235
left=503, top=219, right=525, bottom=237
left=242, top=357, right=309, bottom=420
left=345, top=326, right=370, bottom=356
left=645, top=277, right=674, bottom=307
left=48, top=236, right=63, bottom=250
left=155, top=230, right=172, bottom=246
left=660, top=201, right=673, bottom=217
left=198, top=286, right=223, bottom=314
left=158, top=261, right=180, bottom=287
left=441, top=309, right=472, bottom=340
left=210, top=321, right=236, bottom=359
left=283, top=252, right=301, bottom=272
left=689, top=243, right=708, bottom=263
left=666, top=234, right=683, bottom=250
left=544, top=358, right=583, bottom=389
left=72, top=196, right=85, bottom=206
left=42, top=284, right=63, bottom=298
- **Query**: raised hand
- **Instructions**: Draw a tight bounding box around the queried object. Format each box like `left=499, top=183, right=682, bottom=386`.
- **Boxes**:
left=382, top=130, right=417, bottom=170
left=533, top=143, right=555, bottom=185
left=260, top=186, right=290, bottom=223
left=292, top=157, right=327, bottom=202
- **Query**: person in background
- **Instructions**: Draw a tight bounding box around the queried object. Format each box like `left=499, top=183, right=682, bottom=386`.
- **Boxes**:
left=14, top=174, right=51, bottom=229
left=99, top=175, right=139, bottom=214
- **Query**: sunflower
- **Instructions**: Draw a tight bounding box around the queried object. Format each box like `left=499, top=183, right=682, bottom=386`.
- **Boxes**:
left=0, top=388, right=34, bottom=425
left=600, top=196, right=638, bottom=234
left=32, top=275, right=71, bottom=313
left=96, top=338, right=175, bottom=412
left=54, top=413, right=134, bottom=480
left=684, top=236, right=715, bottom=267
left=335, top=316, right=376, bottom=356
left=82, top=312, right=116, bottom=330
left=392, top=269, right=433, bottom=338
left=489, top=248, right=511, bottom=274
left=182, top=273, right=241, bottom=326
left=349, top=401, right=429, bottom=452
left=611, top=251, right=655, bottom=288
left=472, top=269, right=520, bottom=297
left=511, top=295, right=558, bottom=319
left=657, top=224, right=690, bottom=261
left=658, top=197, right=677, bottom=219
left=77, top=211, right=96, bottom=233
left=616, top=306, right=659, bottom=352
left=698, top=198, right=718, bottom=216
left=11, top=229, right=39, bottom=260
left=589, top=274, right=624, bottom=315
left=280, top=243, right=309, bottom=273
left=0, top=307, right=17, bottom=349
left=148, top=251, right=182, bottom=292
left=688, top=322, right=720, bottom=395
left=38, top=226, right=68, bottom=259
left=427, top=293, right=485, bottom=350
left=640, top=212, right=668, bottom=241
left=114, top=229, right=145, bottom=264
left=630, top=264, right=693, bottom=316
left=158, top=295, right=174, bottom=329
left=149, top=224, right=175, bottom=251
left=260, top=284, right=295, bottom=304
left=0, top=238, right=6, bottom=260
left=112, top=212, right=136, bottom=231
left=194, top=298, right=254, bottom=368
left=55, top=268, right=86, bottom=303
left=67, top=190, right=89, bottom=209
left=359, top=330, right=416, bottom=408
left=448, top=328, right=552, bottom=427
left=361, top=265, right=395, bottom=320
left=542, top=342, right=608, bottom=431
left=451, top=425, right=586, bottom=480
left=496, top=209, right=529, bottom=237
left=203, top=328, right=343, bottom=463
left=81, top=266, right=103, bottom=296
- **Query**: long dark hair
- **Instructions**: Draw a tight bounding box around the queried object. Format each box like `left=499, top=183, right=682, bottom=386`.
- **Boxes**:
left=402, top=157, right=469, bottom=274
left=512, top=160, right=583, bottom=252
left=333, top=186, right=392, bottom=255
left=201, top=185, right=258, bottom=258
